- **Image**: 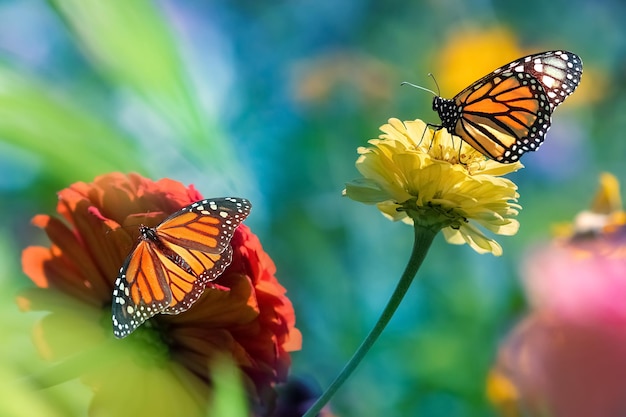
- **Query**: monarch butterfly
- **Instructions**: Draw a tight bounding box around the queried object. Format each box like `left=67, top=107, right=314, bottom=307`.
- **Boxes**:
left=112, top=197, right=251, bottom=338
left=429, top=50, right=582, bottom=163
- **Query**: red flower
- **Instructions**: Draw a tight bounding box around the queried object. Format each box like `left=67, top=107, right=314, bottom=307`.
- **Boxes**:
left=20, top=172, right=302, bottom=416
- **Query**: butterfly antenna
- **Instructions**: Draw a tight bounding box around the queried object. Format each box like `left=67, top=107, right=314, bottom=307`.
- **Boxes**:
left=400, top=81, right=438, bottom=97
left=427, top=73, right=441, bottom=96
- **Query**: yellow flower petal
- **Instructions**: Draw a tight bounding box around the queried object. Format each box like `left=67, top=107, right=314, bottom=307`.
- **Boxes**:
left=344, top=119, right=522, bottom=256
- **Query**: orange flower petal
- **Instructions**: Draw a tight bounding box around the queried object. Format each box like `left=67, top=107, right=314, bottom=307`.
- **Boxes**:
left=19, top=172, right=300, bottom=414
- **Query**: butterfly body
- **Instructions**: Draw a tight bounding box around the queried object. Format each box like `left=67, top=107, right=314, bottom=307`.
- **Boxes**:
left=432, top=50, right=582, bottom=163
left=137, top=224, right=196, bottom=277
left=112, top=197, right=251, bottom=338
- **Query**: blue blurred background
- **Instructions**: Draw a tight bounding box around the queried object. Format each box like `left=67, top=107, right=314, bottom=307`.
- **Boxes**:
left=1, top=0, right=624, bottom=416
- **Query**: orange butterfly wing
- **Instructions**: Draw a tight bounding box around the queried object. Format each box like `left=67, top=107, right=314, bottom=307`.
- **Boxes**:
left=433, top=50, right=582, bottom=163
left=157, top=210, right=236, bottom=315
left=453, top=73, right=544, bottom=159
left=112, top=197, right=251, bottom=338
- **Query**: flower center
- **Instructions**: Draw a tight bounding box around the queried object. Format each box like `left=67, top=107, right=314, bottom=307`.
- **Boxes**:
left=121, top=320, right=171, bottom=367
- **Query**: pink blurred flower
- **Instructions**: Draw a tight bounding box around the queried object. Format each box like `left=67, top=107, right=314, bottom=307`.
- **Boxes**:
left=489, top=173, right=626, bottom=417
left=523, top=226, right=626, bottom=325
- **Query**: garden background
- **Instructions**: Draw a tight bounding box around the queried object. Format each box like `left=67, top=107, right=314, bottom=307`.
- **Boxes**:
left=1, top=1, right=625, bottom=416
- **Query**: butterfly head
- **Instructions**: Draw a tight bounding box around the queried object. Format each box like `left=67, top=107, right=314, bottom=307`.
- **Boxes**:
left=432, top=96, right=459, bottom=131
left=138, top=224, right=159, bottom=242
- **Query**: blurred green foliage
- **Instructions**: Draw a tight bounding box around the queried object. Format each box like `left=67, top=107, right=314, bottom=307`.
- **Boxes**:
left=1, top=0, right=624, bottom=416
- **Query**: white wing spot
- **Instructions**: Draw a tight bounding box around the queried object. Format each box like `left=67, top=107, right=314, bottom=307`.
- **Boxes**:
left=542, top=75, right=556, bottom=88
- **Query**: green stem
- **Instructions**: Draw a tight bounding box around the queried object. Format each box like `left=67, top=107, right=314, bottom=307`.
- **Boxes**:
left=303, top=225, right=437, bottom=417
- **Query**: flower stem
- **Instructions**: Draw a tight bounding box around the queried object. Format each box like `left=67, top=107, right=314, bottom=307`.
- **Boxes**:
left=303, top=225, right=437, bottom=417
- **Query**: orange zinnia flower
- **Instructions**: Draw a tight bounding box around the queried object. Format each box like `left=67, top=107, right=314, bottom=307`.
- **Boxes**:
left=20, top=172, right=301, bottom=417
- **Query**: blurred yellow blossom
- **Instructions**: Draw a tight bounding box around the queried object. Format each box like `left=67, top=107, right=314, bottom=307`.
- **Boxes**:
left=435, top=27, right=524, bottom=95
left=553, top=172, right=626, bottom=238
left=434, top=26, right=603, bottom=106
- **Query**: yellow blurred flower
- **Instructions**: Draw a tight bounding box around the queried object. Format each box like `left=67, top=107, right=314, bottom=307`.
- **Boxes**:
left=486, top=369, right=521, bottom=417
left=435, top=27, right=524, bottom=96
left=553, top=172, right=626, bottom=238
left=344, top=119, right=523, bottom=256
left=434, top=26, right=603, bottom=106
left=291, top=51, right=394, bottom=104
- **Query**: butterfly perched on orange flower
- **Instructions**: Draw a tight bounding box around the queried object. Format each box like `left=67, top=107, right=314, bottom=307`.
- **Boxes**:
left=112, top=197, right=251, bottom=338
left=412, top=50, right=582, bottom=163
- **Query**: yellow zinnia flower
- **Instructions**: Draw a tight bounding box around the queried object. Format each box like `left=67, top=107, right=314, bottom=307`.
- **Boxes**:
left=344, top=119, right=523, bottom=256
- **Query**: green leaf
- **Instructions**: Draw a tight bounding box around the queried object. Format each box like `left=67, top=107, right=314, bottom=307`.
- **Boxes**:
left=0, top=65, right=143, bottom=184
left=207, top=357, right=249, bottom=417
left=49, top=0, right=231, bottom=163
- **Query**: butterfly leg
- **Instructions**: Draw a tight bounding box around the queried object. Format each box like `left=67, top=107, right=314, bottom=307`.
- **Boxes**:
left=421, top=122, right=443, bottom=150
